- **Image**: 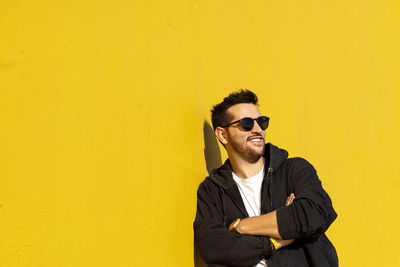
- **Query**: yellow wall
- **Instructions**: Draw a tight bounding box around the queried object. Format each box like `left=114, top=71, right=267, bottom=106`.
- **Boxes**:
left=1, top=0, right=399, bottom=266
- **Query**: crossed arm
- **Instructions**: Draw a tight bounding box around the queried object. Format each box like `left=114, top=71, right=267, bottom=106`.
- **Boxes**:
left=230, top=193, right=296, bottom=249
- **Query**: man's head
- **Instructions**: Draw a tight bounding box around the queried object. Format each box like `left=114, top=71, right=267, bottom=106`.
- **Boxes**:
left=211, top=90, right=269, bottom=163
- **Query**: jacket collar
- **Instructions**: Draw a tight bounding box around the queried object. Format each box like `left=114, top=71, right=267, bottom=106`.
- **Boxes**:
left=208, top=143, right=288, bottom=190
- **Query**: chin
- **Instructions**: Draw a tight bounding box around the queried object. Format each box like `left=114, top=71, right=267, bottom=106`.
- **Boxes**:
left=244, top=149, right=264, bottom=163
left=252, top=144, right=265, bottom=154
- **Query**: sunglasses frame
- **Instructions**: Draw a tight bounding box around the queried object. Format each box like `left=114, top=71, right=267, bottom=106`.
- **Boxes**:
left=222, top=116, right=270, bottom=131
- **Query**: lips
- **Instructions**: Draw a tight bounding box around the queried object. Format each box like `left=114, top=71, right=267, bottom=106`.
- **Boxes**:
left=248, top=136, right=264, bottom=142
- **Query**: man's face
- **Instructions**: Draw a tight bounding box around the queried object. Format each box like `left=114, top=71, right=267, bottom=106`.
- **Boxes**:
left=224, top=103, right=266, bottom=162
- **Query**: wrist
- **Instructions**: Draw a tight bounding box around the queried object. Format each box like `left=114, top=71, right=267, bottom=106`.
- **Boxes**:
left=235, top=217, right=247, bottom=234
left=228, top=218, right=241, bottom=233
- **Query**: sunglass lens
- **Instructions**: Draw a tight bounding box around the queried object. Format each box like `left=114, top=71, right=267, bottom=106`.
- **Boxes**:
left=240, top=118, right=254, bottom=131
left=253, top=116, right=269, bottom=130
left=257, top=116, right=269, bottom=130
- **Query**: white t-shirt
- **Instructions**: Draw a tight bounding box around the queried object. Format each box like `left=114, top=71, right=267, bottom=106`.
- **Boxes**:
left=232, top=165, right=267, bottom=267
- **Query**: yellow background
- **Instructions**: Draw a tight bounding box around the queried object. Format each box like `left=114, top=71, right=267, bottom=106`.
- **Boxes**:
left=1, top=0, right=399, bottom=266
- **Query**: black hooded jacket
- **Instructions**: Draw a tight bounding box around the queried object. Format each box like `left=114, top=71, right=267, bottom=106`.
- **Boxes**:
left=194, top=143, right=338, bottom=267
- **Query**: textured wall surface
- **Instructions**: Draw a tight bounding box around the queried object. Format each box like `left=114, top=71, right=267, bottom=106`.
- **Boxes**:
left=1, top=0, right=399, bottom=266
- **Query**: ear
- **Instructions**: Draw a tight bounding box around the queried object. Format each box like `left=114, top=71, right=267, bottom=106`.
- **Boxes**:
left=215, top=127, right=228, bottom=145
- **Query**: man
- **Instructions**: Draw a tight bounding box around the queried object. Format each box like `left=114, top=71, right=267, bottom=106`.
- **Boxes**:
left=194, top=90, right=338, bottom=267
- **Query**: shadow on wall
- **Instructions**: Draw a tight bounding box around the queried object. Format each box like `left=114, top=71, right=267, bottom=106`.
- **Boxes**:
left=193, top=121, right=223, bottom=267
left=203, top=121, right=222, bottom=173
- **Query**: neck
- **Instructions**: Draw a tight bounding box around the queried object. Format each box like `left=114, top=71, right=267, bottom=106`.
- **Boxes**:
left=229, top=155, right=264, bottom=179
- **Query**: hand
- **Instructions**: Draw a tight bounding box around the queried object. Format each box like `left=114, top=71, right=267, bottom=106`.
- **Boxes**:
left=274, top=193, right=296, bottom=249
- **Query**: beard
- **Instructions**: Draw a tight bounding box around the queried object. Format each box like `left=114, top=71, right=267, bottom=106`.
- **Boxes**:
left=228, top=134, right=265, bottom=163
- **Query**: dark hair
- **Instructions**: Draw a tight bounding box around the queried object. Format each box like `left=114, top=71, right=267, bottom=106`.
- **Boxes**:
left=211, top=89, right=259, bottom=130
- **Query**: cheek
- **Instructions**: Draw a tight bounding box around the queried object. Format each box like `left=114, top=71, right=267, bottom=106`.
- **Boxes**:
left=236, top=133, right=247, bottom=141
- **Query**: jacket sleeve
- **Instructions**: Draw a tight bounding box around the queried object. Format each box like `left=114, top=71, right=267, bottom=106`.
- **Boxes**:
left=194, top=179, right=272, bottom=266
left=276, top=158, right=337, bottom=240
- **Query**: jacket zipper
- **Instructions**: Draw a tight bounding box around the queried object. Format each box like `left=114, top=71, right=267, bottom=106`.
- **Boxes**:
left=267, top=167, right=274, bottom=209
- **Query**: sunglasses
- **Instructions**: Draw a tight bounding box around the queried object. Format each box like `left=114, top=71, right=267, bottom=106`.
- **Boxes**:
left=222, top=116, right=270, bottom=131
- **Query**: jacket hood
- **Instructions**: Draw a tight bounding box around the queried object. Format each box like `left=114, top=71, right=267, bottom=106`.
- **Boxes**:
left=208, top=143, right=289, bottom=190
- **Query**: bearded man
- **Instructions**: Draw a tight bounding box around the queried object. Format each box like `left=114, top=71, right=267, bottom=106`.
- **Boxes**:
left=194, top=89, right=338, bottom=267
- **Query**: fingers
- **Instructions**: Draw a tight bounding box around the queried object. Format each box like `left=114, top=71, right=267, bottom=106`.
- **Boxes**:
left=289, top=193, right=295, bottom=204
left=285, top=196, right=290, bottom=206
left=285, top=193, right=295, bottom=206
